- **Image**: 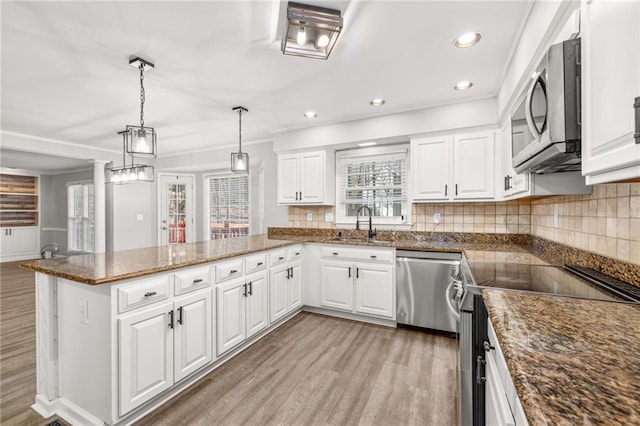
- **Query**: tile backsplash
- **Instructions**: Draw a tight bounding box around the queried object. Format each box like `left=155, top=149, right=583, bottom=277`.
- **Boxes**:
left=288, top=182, right=640, bottom=267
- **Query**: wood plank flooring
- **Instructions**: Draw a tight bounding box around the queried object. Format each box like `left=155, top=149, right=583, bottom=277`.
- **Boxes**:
left=1, top=260, right=459, bottom=426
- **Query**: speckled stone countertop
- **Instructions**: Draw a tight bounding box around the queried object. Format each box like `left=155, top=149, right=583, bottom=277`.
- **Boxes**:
left=483, top=289, right=640, bottom=425
left=20, top=235, right=298, bottom=285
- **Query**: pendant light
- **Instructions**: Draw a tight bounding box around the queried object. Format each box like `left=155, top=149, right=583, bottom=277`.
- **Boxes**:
left=231, top=106, right=249, bottom=174
left=125, top=57, right=157, bottom=158
left=106, top=130, right=154, bottom=184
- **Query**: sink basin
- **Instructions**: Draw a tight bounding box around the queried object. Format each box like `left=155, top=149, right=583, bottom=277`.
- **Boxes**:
left=332, top=237, right=392, bottom=245
left=368, top=239, right=393, bottom=245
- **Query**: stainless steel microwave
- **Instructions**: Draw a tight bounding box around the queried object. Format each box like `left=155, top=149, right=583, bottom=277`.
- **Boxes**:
left=512, top=38, right=581, bottom=174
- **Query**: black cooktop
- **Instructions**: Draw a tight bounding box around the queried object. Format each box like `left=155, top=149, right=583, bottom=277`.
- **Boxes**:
left=466, top=262, right=623, bottom=302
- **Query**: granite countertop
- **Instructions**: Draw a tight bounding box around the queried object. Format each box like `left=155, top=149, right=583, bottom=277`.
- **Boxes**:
left=483, top=289, right=640, bottom=425
left=20, top=235, right=298, bottom=285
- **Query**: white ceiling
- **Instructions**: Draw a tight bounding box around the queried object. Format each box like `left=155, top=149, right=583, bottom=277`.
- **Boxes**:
left=0, top=148, right=91, bottom=174
left=1, top=0, right=530, bottom=163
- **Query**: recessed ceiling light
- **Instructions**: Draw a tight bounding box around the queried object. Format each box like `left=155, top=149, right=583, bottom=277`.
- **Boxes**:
left=304, top=111, right=317, bottom=118
left=454, top=32, right=482, bottom=48
left=370, top=98, right=385, bottom=106
left=454, top=81, right=473, bottom=91
left=358, top=142, right=377, bottom=147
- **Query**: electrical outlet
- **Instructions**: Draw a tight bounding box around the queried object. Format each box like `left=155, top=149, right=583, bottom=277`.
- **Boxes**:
left=79, top=299, right=89, bottom=324
left=306, top=213, right=313, bottom=222
left=433, top=213, right=441, bottom=224
left=553, top=213, right=559, bottom=228
left=325, top=212, right=334, bottom=222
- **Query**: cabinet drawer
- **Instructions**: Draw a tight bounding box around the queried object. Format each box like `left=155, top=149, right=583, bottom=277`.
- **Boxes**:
left=118, top=276, right=171, bottom=314
left=174, top=265, right=211, bottom=296
left=321, top=246, right=394, bottom=263
left=215, top=259, right=243, bottom=283
left=245, top=253, right=267, bottom=274
left=269, top=249, right=287, bottom=267
left=286, top=245, right=303, bottom=261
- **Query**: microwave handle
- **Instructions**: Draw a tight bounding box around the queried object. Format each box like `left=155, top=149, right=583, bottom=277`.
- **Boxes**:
left=525, top=71, right=543, bottom=138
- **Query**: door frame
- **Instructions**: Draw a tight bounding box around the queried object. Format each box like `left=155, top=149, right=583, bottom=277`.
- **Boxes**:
left=157, top=173, right=196, bottom=246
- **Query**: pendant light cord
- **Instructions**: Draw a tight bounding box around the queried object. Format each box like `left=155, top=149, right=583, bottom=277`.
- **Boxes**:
left=238, top=108, right=243, bottom=153
left=139, top=64, right=145, bottom=128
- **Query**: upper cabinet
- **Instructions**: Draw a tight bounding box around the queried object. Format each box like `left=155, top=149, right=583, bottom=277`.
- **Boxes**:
left=411, top=131, right=495, bottom=202
left=581, top=0, right=640, bottom=184
left=277, top=150, right=335, bottom=205
left=498, top=119, right=530, bottom=199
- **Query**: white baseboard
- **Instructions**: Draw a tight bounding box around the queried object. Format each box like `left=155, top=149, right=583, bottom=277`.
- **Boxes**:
left=32, top=394, right=104, bottom=425
left=303, top=306, right=397, bottom=327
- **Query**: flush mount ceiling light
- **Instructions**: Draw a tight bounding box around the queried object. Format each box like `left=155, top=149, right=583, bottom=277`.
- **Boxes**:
left=106, top=130, right=154, bottom=184
left=454, top=32, right=482, bottom=48
left=282, top=2, right=343, bottom=60
left=125, top=57, right=157, bottom=158
left=370, top=98, right=386, bottom=106
left=455, top=81, right=474, bottom=91
left=231, top=106, right=249, bottom=174
left=304, top=111, right=317, bottom=118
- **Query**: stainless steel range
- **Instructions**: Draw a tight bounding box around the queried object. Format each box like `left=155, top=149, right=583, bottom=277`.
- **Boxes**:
left=452, top=259, right=639, bottom=426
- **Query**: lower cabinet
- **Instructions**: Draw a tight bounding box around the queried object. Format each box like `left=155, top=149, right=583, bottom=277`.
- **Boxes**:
left=216, top=271, right=268, bottom=356
left=320, top=259, right=394, bottom=319
left=118, top=288, right=212, bottom=415
left=269, top=261, right=303, bottom=323
left=0, top=226, right=40, bottom=262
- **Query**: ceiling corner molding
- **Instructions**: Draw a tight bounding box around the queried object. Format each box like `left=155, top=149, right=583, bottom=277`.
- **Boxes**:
left=0, top=130, right=120, bottom=159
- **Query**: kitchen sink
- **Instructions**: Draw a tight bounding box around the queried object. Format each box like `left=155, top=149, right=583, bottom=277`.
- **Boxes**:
left=333, top=237, right=393, bottom=245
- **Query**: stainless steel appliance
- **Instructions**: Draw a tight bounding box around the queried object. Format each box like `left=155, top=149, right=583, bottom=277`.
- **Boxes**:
left=396, top=250, right=462, bottom=333
left=457, top=260, right=640, bottom=426
left=512, top=38, right=582, bottom=174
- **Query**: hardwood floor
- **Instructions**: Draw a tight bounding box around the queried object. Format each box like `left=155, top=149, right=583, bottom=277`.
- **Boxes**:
left=0, top=260, right=459, bottom=426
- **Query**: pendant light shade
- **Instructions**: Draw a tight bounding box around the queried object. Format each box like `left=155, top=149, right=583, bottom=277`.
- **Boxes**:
left=125, top=57, right=157, bottom=158
left=231, top=106, right=249, bottom=174
left=106, top=130, right=155, bottom=184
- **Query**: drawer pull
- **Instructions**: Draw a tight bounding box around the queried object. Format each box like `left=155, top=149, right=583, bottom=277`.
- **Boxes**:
left=295, top=252, right=300, bottom=256
left=332, top=252, right=339, bottom=256
left=257, top=262, right=264, bottom=266
left=370, top=255, right=377, bottom=259
left=278, top=256, right=284, bottom=260
left=192, top=278, right=203, bottom=284
left=230, top=269, right=238, bottom=274
left=144, top=291, right=157, bottom=297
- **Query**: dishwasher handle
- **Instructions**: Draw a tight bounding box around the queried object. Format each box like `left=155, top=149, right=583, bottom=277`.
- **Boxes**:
left=445, top=280, right=461, bottom=321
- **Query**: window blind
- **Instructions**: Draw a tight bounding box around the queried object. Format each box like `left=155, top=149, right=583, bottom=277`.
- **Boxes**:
left=67, top=182, right=94, bottom=253
left=205, top=174, right=249, bottom=240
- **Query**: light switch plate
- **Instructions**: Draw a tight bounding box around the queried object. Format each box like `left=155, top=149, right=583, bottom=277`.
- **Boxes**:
left=325, top=212, right=334, bottom=222
left=433, top=213, right=441, bottom=224
left=136, top=214, right=144, bottom=221
left=306, top=213, right=313, bottom=222
left=79, top=299, right=89, bottom=324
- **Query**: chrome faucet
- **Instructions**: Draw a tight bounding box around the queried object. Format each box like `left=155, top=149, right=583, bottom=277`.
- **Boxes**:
left=355, top=205, right=377, bottom=239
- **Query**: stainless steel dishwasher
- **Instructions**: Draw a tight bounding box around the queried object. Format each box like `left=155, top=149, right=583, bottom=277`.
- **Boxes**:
left=396, top=250, right=462, bottom=333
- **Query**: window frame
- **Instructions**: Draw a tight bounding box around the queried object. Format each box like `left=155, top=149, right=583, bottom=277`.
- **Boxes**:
left=335, top=145, right=411, bottom=229
left=202, top=171, right=251, bottom=241
left=66, top=180, right=94, bottom=254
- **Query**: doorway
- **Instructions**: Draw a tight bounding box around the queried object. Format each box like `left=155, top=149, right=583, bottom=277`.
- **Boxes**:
left=158, top=174, right=195, bottom=245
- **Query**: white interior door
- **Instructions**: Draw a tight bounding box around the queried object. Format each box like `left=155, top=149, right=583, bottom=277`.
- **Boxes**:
left=158, top=174, right=195, bottom=246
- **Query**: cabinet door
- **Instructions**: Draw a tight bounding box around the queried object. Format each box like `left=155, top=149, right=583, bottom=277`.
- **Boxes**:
left=500, top=120, right=529, bottom=198
left=319, top=261, right=354, bottom=311
left=354, top=263, right=394, bottom=318
left=269, top=266, right=288, bottom=323
left=411, top=136, right=451, bottom=200
left=246, top=271, right=269, bottom=337
left=582, top=0, right=640, bottom=182
left=485, top=351, right=515, bottom=426
left=173, top=290, right=213, bottom=382
left=287, top=263, right=303, bottom=312
left=8, top=227, right=40, bottom=256
left=119, top=301, right=174, bottom=416
left=277, top=154, right=299, bottom=204
left=299, top=151, right=324, bottom=203
left=0, top=231, right=10, bottom=258
left=216, top=278, right=246, bottom=356
left=453, top=132, right=495, bottom=199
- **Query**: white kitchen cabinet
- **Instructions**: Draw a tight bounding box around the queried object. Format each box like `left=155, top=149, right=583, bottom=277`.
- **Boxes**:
left=269, top=266, right=288, bottom=323
left=276, top=150, right=335, bottom=205
left=119, top=286, right=213, bottom=415
left=0, top=226, right=40, bottom=262
left=216, top=270, right=269, bottom=356
left=320, top=260, right=354, bottom=311
left=499, top=119, right=530, bottom=199
left=173, top=289, right=213, bottom=382
left=354, top=263, right=394, bottom=318
left=288, top=263, right=302, bottom=310
left=411, top=131, right=495, bottom=201
left=119, top=301, right=174, bottom=415
left=581, top=0, right=640, bottom=184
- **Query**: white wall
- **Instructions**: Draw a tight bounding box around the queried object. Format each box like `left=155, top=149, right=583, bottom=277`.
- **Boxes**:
left=108, top=183, right=156, bottom=251
left=273, top=98, right=498, bottom=152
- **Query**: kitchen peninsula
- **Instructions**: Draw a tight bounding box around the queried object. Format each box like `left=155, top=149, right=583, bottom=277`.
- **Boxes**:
left=22, top=232, right=640, bottom=425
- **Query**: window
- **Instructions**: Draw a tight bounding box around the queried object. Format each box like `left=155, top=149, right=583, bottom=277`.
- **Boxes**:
left=67, top=181, right=94, bottom=253
left=204, top=173, right=250, bottom=240
left=336, top=145, right=410, bottom=226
